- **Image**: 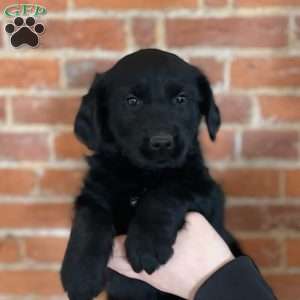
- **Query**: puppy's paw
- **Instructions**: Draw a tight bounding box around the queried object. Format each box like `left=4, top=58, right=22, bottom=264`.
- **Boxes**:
left=125, top=224, right=174, bottom=274
left=61, top=257, right=106, bottom=300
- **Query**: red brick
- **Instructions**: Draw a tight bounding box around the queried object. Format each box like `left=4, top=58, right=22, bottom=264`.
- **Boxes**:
left=0, top=204, right=71, bottom=228
left=236, top=0, right=300, bottom=7
left=65, top=59, right=115, bottom=88
left=199, top=129, right=235, bottom=161
left=227, top=205, right=300, bottom=232
left=205, top=0, right=227, bottom=6
left=0, top=238, right=20, bottom=263
left=40, top=169, right=85, bottom=195
left=266, top=274, right=300, bottom=300
left=0, top=23, right=3, bottom=47
left=270, top=206, right=300, bottom=231
left=242, top=130, right=298, bottom=160
left=259, top=96, right=300, bottom=123
left=0, top=0, right=67, bottom=11
left=0, top=133, right=49, bottom=161
left=166, top=17, right=287, bottom=48
left=286, top=239, right=300, bottom=267
left=0, top=169, right=37, bottom=195
left=226, top=206, right=269, bottom=231
left=0, top=270, right=63, bottom=295
left=240, top=238, right=281, bottom=268
left=285, top=170, right=300, bottom=197
left=25, top=237, right=67, bottom=262
left=12, top=97, right=80, bottom=125
left=213, top=169, right=280, bottom=198
left=132, top=18, right=156, bottom=48
left=0, top=59, right=59, bottom=88
left=74, top=0, right=197, bottom=9
left=54, top=132, right=89, bottom=160
left=0, top=98, right=5, bottom=122
left=41, top=20, right=125, bottom=50
left=215, top=94, right=251, bottom=124
left=189, top=58, right=224, bottom=85
left=295, top=17, right=300, bottom=41
left=231, top=58, right=300, bottom=88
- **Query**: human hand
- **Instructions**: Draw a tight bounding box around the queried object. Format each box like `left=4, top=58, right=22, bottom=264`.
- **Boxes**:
left=108, top=213, right=234, bottom=299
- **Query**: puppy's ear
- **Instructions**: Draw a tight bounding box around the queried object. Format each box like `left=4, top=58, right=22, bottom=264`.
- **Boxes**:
left=74, top=73, right=104, bottom=151
left=197, top=71, right=221, bottom=141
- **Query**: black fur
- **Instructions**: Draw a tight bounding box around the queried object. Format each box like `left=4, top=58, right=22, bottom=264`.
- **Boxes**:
left=61, top=49, right=242, bottom=300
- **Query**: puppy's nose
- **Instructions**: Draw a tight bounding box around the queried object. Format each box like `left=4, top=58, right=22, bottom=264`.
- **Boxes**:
left=150, top=134, right=174, bottom=151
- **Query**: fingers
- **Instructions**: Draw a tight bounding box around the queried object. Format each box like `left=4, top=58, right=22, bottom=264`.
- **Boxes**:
left=185, top=212, right=206, bottom=225
left=111, top=235, right=127, bottom=257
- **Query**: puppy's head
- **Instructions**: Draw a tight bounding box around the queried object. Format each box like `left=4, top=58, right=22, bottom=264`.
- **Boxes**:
left=75, top=49, right=220, bottom=169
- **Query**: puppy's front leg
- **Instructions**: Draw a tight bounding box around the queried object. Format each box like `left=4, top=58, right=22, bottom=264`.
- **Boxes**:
left=125, top=188, right=189, bottom=274
left=61, top=197, right=114, bottom=300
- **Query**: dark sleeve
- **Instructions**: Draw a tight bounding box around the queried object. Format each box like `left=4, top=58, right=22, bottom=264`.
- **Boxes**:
left=194, top=256, right=277, bottom=300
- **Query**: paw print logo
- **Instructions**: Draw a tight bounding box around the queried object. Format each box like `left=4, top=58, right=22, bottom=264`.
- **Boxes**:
left=5, top=17, right=45, bottom=48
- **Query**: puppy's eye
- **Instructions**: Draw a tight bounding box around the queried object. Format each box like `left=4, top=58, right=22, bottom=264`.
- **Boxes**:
left=126, top=96, right=141, bottom=106
left=173, top=94, right=187, bottom=104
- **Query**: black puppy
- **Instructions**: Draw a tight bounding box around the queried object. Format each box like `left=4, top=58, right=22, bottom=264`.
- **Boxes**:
left=61, top=49, right=241, bottom=300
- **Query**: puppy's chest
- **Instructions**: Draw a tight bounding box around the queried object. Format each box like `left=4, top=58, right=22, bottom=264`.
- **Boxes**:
left=112, top=186, right=149, bottom=234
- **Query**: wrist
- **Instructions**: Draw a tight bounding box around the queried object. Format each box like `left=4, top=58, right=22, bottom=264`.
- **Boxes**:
left=188, top=253, right=234, bottom=300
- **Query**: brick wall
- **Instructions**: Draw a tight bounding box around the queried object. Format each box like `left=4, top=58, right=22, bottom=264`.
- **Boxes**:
left=0, top=0, right=299, bottom=299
